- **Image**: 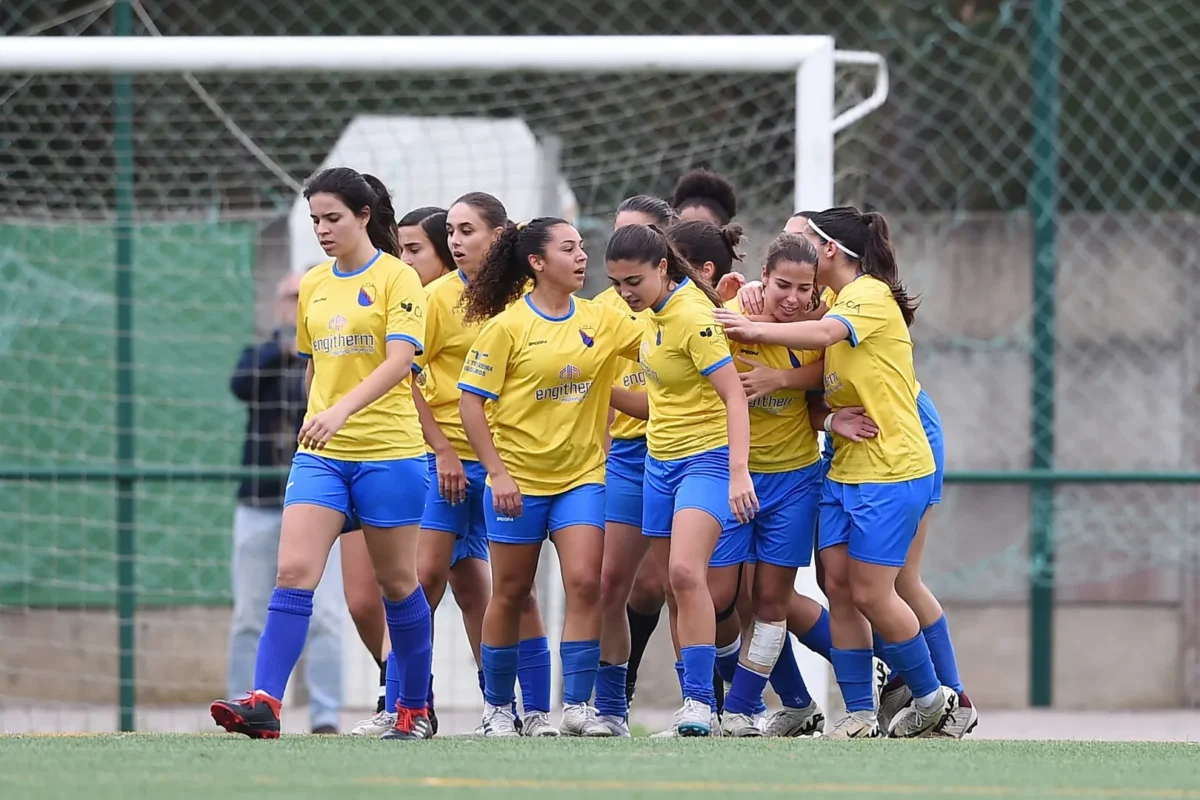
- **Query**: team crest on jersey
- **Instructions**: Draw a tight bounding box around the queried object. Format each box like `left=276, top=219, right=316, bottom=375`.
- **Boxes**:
left=578, top=325, right=596, bottom=348
left=358, top=283, right=376, bottom=307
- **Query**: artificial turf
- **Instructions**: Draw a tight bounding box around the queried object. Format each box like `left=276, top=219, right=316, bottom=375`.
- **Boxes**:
left=2, top=734, right=1198, bottom=799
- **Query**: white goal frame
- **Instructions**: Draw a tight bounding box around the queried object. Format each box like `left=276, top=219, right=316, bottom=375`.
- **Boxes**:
left=1, top=34, right=887, bottom=720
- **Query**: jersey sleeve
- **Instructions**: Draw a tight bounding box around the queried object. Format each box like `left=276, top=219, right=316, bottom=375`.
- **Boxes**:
left=385, top=265, right=427, bottom=355
left=295, top=272, right=314, bottom=359
left=457, top=318, right=513, bottom=401
left=826, top=280, right=888, bottom=347
left=684, top=312, right=733, bottom=377
left=413, top=284, right=441, bottom=373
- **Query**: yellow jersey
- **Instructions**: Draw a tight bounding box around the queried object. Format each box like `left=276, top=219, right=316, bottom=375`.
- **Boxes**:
left=642, top=278, right=732, bottom=461
left=595, top=286, right=650, bottom=441
left=457, top=294, right=643, bottom=495
left=823, top=275, right=933, bottom=483
left=728, top=297, right=822, bottom=473
left=413, top=270, right=486, bottom=462
left=296, top=251, right=426, bottom=461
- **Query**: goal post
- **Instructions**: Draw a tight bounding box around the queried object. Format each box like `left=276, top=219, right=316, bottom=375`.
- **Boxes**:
left=0, top=35, right=886, bottom=732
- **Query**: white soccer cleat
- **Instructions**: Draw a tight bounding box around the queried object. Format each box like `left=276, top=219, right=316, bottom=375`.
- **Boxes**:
left=350, top=710, right=396, bottom=737
left=888, top=686, right=952, bottom=738
left=877, top=679, right=912, bottom=732
left=872, top=657, right=890, bottom=709
left=560, top=703, right=612, bottom=737
left=520, top=710, right=561, bottom=737
left=481, top=703, right=521, bottom=737
left=719, top=711, right=762, bottom=738
left=596, top=714, right=631, bottom=738
left=676, top=698, right=713, bottom=737
left=825, top=710, right=883, bottom=739
left=763, top=701, right=825, bottom=737
left=932, top=691, right=979, bottom=739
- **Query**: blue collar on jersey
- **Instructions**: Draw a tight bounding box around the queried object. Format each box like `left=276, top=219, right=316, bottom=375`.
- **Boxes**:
left=457, top=268, right=470, bottom=285
left=524, top=293, right=575, bottom=322
left=332, top=249, right=382, bottom=278
left=652, top=276, right=689, bottom=313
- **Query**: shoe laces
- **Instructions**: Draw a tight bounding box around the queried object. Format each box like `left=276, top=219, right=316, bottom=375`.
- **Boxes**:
left=394, top=706, right=427, bottom=733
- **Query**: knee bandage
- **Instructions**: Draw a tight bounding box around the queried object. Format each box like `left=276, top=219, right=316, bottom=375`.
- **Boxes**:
left=742, top=619, right=787, bottom=675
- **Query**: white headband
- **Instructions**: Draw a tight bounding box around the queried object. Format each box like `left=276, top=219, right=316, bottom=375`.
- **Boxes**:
left=808, top=219, right=860, bottom=259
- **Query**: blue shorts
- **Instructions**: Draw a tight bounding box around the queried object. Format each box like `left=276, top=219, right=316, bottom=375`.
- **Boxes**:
left=420, top=454, right=490, bottom=561
left=917, top=389, right=945, bottom=506
left=484, top=483, right=606, bottom=545
left=817, top=474, right=936, bottom=567
left=284, top=452, right=428, bottom=528
left=606, top=437, right=647, bottom=526
left=643, top=446, right=744, bottom=568
left=724, top=462, right=823, bottom=569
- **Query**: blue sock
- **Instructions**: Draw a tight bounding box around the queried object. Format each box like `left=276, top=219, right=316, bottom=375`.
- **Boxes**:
left=477, top=669, right=486, bottom=699
left=680, top=645, right=717, bottom=710
left=253, top=587, right=312, bottom=701
left=830, top=647, right=874, bottom=712
left=883, top=633, right=940, bottom=699
left=385, top=650, right=400, bottom=712
left=674, top=660, right=685, bottom=699
left=383, top=586, right=432, bottom=710
left=769, top=636, right=813, bottom=709
left=481, top=643, right=519, bottom=708
left=873, top=632, right=893, bottom=672
left=715, top=637, right=741, bottom=684
left=595, top=661, right=629, bottom=718
left=923, top=616, right=965, bottom=693
left=725, top=664, right=771, bottom=716
left=560, top=639, right=601, bottom=706
left=797, top=609, right=833, bottom=662
left=518, top=637, right=551, bottom=713
left=752, top=693, right=767, bottom=716
left=426, top=673, right=435, bottom=708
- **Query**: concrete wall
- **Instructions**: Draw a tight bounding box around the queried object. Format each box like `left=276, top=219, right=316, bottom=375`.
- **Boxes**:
left=4, top=212, right=1198, bottom=712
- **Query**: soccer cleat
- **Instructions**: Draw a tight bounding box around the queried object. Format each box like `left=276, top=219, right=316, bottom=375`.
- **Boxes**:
left=481, top=703, right=520, bottom=737
left=720, top=711, right=762, bottom=738
left=596, top=714, right=631, bottom=738
left=888, top=686, right=952, bottom=738
left=521, top=710, right=561, bottom=737
left=825, top=710, right=883, bottom=739
left=872, top=657, right=890, bottom=709
left=560, top=703, right=612, bottom=737
left=676, top=698, right=713, bottom=737
left=428, top=705, right=439, bottom=737
left=932, top=691, right=979, bottom=739
left=877, top=677, right=912, bottom=733
left=380, top=706, right=433, bottom=740
left=210, top=690, right=281, bottom=739
left=763, top=701, right=825, bottom=737
left=350, top=710, right=396, bottom=736
left=652, top=708, right=720, bottom=738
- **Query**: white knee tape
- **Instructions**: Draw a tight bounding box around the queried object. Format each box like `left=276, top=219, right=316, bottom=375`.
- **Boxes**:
left=746, top=619, right=787, bottom=672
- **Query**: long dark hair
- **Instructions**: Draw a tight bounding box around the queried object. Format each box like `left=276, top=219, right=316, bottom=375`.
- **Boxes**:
left=616, top=194, right=676, bottom=227
left=398, top=205, right=454, bottom=272
left=764, top=233, right=821, bottom=311
left=671, top=168, right=738, bottom=224
left=809, top=206, right=919, bottom=326
left=303, top=167, right=399, bottom=258
left=668, top=220, right=744, bottom=284
left=605, top=223, right=724, bottom=308
left=462, top=217, right=567, bottom=324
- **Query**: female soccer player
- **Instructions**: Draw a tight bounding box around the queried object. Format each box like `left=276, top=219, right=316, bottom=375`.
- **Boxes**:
left=593, top=195, right=674, bottom=735
left=458, top=217, right=644, bottom=737
left=672, top=168, right=738, bottom=226
left=408, top=192, right=555, bottom=737
left=715, top=233, right=830, bottom=737
left=715, top=206, right=953, bottom=739
left=606, top=223, right=755, bottom=737
left=210, top=167, right=433, bottom=740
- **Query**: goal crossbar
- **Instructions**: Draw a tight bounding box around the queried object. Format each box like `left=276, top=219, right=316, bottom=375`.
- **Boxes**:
left=2, top=35, right=833, bottom=74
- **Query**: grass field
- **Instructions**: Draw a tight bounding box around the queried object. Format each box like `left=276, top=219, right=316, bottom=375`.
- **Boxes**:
left=2, top=735, right=1199, bottom=799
